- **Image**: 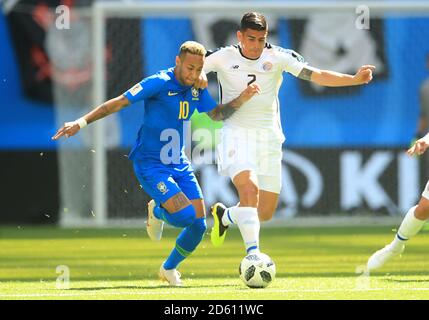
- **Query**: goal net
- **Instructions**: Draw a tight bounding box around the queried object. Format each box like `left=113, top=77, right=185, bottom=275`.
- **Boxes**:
left=53, top=1, right=429, bottom=227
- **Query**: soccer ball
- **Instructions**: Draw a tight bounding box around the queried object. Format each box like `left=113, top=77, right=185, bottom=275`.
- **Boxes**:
left=239, top=252, right=276, bottom=288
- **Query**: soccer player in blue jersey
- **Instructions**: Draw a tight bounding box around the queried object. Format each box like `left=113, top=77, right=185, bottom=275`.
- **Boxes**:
left=52, top=41, right=261, bottom=286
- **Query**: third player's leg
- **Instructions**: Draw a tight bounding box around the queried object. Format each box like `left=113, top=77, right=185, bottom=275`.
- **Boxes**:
left=367, top=189, right=429, bottom=271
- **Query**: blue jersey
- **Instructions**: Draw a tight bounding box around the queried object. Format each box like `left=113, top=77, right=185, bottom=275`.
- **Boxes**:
left=123, top=67, right=217, bottom=163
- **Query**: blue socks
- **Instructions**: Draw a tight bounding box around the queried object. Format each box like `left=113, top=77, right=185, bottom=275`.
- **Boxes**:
left=163, top=217, right=207, bottom=270
left=153, top=201, right=207, bottom=270
left=153, top=204, right=167, bottom=220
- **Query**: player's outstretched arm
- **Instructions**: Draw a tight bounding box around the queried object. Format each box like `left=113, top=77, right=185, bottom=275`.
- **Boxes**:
left=207, top=83, right=261, bottom=121
left=299, top=65, right=375, bottom=87
left=407, top=133, right=429, bottom=156
left=51, top=95, right=130, bottom=140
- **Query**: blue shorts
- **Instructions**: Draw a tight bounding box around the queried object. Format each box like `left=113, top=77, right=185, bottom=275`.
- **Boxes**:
left=133, top=159, right=203, bottom=204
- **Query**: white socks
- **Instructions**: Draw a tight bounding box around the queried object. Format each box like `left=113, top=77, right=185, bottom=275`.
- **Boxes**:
left=222, top=206, right=236, bottom=227
left=392, top=205, right=427, bottom=250
left=223, top=206, right=260, bottom=254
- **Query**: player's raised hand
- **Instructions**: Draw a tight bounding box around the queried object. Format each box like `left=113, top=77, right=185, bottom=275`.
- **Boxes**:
left=238, top=83, right=261, bottom=104
left=354, top=65, right=376, bottom=84
left=407, top=137, right=429, bottom=156
left=51, top=121, right=80, bottom=140
left=193, top=71, right=208, bottom=89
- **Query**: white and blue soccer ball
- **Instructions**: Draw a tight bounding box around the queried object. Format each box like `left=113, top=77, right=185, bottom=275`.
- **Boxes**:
left=239, top=252, right=276, bottom=288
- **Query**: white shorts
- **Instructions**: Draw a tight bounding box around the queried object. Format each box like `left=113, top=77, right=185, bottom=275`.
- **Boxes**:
left=216, top=127, right=283, bottom=194
left=422, top=180, right=429, bottom=200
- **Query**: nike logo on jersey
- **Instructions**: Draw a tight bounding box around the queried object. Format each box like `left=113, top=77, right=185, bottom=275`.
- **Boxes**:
left=168, top=91, right=179, bottom=96
left=231, top=65, right=240, bottom=69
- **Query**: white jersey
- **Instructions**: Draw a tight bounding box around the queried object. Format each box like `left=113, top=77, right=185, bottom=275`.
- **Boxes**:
left=204, top=43, right=308, bottom=142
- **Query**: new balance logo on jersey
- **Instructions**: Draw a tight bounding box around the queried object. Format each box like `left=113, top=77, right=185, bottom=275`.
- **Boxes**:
left=231, top=65, right=240, bottom=69
left=168, top=91, right=179, bottom=96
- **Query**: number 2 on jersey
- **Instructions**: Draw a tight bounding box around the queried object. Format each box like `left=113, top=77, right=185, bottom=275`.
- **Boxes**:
left=247, top=74, right=256, bottom=86
left=179, top=101, right=189, bottom=119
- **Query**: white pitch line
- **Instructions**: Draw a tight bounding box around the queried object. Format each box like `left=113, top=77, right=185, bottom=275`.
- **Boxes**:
left=2, top=287, right=429, bottom=298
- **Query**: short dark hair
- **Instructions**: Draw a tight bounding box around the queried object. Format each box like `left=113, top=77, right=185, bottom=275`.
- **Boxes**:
left=240, top=12, right=267, bottom=32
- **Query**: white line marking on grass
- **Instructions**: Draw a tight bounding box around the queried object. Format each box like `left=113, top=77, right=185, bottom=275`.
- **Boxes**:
left=2, top=287, right=429, bottom=298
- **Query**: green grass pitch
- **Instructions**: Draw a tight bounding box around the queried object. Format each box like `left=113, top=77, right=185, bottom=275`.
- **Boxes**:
left=1, top=225, right=429, bottom=300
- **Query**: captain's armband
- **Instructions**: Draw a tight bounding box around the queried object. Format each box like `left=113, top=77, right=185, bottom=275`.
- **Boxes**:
left=298, top=67, right=314, bottom=81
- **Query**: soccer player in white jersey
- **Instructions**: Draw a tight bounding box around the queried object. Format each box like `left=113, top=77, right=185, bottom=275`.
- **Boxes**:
left=367, top=135, right=429, bottom=271
left=201, top=12, right=375, bottom=254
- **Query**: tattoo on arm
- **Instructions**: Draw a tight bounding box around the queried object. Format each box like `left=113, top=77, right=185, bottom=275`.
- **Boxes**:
left=171, top=193, right=191, bottom=211
left=207, top=96, right=243, bottom=121
left=208, top=104, right=237, bottom=121
left=298, top=67, right=313, bottom=81
left=219, top=105, right=237, bottom=119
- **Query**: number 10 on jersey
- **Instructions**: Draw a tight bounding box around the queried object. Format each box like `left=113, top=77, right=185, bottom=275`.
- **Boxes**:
left=179, top=101, right=189, bottom=119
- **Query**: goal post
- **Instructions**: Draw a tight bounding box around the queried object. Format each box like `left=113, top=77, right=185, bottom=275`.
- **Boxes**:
left=56, top=1, right=429, bottom=227
left=92, top=4, right=107, bottom=227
